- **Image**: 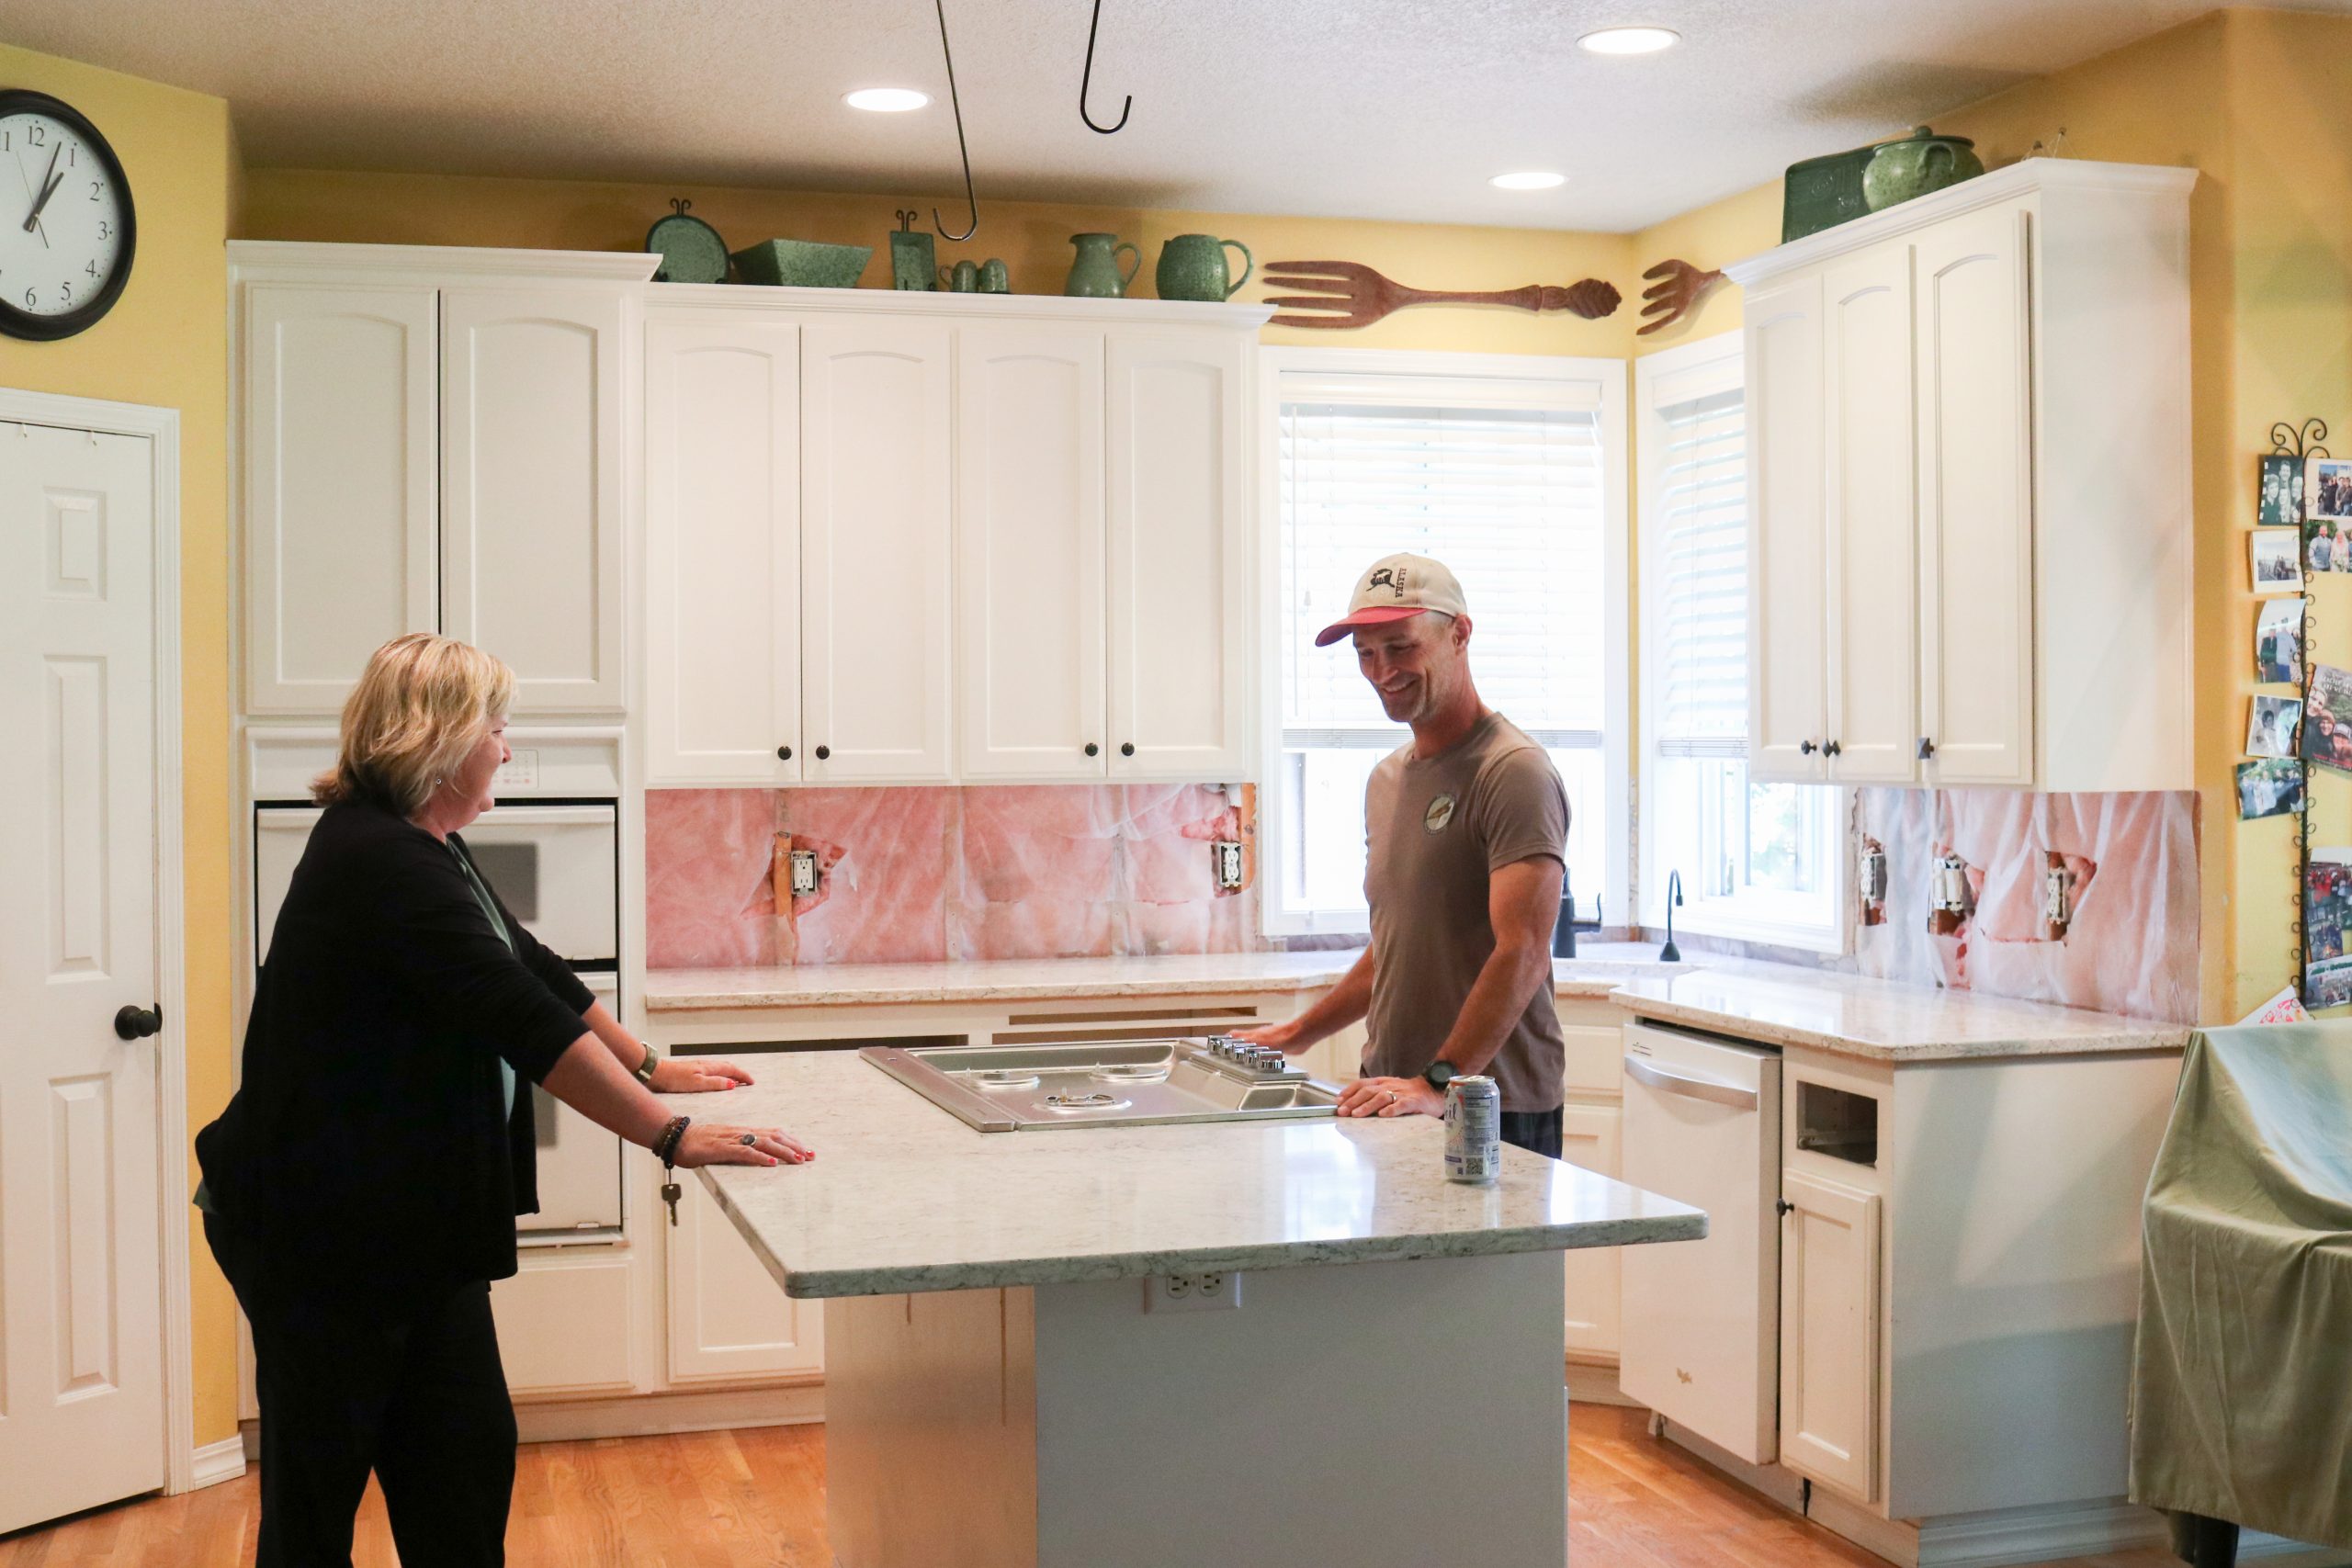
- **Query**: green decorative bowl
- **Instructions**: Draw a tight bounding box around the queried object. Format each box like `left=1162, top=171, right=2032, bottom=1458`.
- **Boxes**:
left=731, top=239, right=875, bottom=288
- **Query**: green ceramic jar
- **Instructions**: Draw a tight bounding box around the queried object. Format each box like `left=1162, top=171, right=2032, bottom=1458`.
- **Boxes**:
left=1064, top=232, right=1141, bottom=298
left=1861, top=127, right=1984, bottom=212
left=1156, top=234, right=1254, bottom=301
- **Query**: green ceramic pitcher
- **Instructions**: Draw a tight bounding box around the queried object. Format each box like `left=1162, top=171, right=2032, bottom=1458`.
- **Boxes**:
left=1861, top=127, right=1984, bottom=211
left=1156, top=234, right=1253, bottom=301
left=1065, top=232, right=1142, bottom=298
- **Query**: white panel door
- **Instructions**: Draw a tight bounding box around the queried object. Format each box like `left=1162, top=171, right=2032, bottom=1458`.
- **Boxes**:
left=956, top=325, right=1107, bottom=780
left=666, top=1165, right=824, bottom=1382
left=1780, top=1168, right=1882, bottom=1503
left=1743, top=275, right=1829, bottom=783
left=644, top=314, right=801, bottom=784
left=0, top=425, right=165, bottom=1534
left=442, top=287, right=628, bottom=714
left=243, top=284, right=436, bottom=713
left=1559, top=1102, right=1623, bottom=1360
left=1105, top=332, right=1251, bottom=780
left=1821, top=243, right=1919, bottom=784
left=1915, top=202, right=2036, bottom=787
left=801, top=321, right=954, bottom=782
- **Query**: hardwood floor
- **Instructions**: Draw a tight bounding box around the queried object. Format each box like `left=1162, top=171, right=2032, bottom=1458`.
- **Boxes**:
left=0, top=1404, right=2185, bottom=1568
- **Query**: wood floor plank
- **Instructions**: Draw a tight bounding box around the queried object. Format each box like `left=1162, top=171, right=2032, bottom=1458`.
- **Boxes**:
left=0, top=1405, right=2201, bottom=1568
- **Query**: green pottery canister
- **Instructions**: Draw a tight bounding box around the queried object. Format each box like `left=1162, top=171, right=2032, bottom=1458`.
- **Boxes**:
left=939, top=258, right=980, bottom=292
left=1156, top=234, right=1253, bottom=301
left=1861, top=127, right=1984, bottom=211
left=978, top=257, right=1011, bottom=293
left=1064, top=232, right=1142, bottom=298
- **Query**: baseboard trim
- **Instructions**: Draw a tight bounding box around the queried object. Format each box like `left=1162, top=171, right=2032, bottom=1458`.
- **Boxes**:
left=1564, top=1359, right=1638, bottom=1408
left=2238, top=1530, right=2352, bottom=1566
left=1654, top=1416, right=1807, bottom=1514
left=189, top=1436, right=248, bottom=1491
left=1909, top=1496, right=2164, bottom=1568
left=514, top=1383, right=826, bottom=1444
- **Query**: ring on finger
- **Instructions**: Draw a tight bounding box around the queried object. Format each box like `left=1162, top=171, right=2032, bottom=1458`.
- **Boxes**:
left=738, top=1133, right=758, bottom=1146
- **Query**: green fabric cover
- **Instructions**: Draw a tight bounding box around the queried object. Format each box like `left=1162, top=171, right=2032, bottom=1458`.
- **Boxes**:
left=2131, top=1023, right=2352, bottom=1548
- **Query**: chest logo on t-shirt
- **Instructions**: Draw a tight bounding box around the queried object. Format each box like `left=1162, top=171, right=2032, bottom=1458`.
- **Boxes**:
left=1423, top=794, right=1457, bottom=833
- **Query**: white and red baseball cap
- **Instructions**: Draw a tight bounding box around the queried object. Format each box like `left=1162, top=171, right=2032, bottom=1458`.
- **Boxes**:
left=1313, top=553, right=1469, bottom=647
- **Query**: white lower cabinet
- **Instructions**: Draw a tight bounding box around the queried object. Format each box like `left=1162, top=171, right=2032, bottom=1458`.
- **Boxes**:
left=665, top=1168, right=824, bottom=1383
left=1778, top=1167, right=1882, bottom=1503
left=1556, top=1000, right=1627, bottom=1364
left=492, top=1249, right=638, bottom=1397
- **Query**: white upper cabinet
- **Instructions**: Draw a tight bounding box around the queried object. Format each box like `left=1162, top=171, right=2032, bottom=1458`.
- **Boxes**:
left=1106, top=332, right=1253, bottom=780
left=644, top=313, right=802, bottom=784
left=955, top=325, right=1107, bottom=780
left=441, top=286, right=628, bottom=714
left=242, top=284, right=438, bottom=714
left=800, top=320, right=956, bottom=783
left=1731, top=161, right=2194, bottom=792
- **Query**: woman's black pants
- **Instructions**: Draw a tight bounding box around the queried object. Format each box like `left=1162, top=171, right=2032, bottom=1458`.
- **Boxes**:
left=205, top=1214, right=516, bottom=1567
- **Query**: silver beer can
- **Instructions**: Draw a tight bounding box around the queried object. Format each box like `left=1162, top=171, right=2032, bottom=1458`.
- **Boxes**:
left=1443, top=1075, right=1502, bottom=1184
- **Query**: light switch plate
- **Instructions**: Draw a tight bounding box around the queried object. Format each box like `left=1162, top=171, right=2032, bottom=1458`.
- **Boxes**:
left=1213, top=840, right=1245, bottom=890
left=789, top=848, right=820, bottom=897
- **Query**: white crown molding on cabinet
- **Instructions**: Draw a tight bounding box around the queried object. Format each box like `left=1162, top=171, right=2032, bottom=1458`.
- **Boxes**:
left=637, top=279, right=1273, bottom=327
left=1725, top=158, right=2199, bottom=287
left=228, top=241, right=662, bottom=284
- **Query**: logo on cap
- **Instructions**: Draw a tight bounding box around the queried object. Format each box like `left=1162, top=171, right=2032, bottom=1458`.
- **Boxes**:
left=1368, top=566, right=1399, bottom=596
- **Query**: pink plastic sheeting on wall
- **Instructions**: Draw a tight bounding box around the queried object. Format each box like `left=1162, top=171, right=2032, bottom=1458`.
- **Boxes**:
left=645, top=784, right=1264, bottom=969
left=1853, top=788, right=2200, bottom=1023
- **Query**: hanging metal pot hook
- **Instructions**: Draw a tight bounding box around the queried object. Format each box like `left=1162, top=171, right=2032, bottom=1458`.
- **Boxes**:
left=1080, top=0, right=1130, bottom=134
left=931, top=0, right=978, bottom=242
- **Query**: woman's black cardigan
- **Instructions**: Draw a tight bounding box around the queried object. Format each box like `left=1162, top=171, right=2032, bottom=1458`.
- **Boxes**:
left=196, top=799, right=596, bottom=1304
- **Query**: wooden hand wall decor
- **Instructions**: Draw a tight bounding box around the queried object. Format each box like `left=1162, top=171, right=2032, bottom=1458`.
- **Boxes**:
left=1637, top=258, right=1725, bottom=335
left=1264, top=259, right=1620, bottom=330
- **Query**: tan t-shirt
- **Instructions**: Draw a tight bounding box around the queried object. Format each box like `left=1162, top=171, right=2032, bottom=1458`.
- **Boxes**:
left=1362, top=711, right=1569, bottom=1112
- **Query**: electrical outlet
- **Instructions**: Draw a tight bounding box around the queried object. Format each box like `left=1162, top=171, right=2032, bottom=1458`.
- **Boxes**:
left=1212, top=840, right=1245, bottom=890
left=789, top=848, right=820, bottom=897
left=1144, top=1270, right=1243, bottom=1313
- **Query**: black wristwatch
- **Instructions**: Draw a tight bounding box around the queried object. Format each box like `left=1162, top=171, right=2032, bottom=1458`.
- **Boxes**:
left=1420, top=1060, right=1459, bottom=1093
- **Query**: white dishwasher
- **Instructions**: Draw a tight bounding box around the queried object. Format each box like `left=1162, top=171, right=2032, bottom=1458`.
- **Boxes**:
left=1617, top=1018, right=1781, bottom=1465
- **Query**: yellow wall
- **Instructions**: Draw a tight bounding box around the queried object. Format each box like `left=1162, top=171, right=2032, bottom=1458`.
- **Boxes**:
left=0, top=44, right=238, bottom=1444
left=240, top=169, right=1643, bottom=360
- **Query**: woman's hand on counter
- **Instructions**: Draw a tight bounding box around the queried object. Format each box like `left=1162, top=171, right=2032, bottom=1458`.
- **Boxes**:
left=650, top=1055, right=755, bottom=1094
left=1336, top=1075, right=1442, bottom=1119
left=673, top=1123, right=814, bottom=1168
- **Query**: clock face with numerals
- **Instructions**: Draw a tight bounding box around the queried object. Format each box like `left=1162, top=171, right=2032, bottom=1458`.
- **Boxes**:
left=0, top=90, right=136, bottom=342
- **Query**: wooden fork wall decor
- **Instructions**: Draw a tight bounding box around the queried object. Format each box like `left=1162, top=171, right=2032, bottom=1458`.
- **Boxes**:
left=1637, top=258, right=1726, bottom=335
left=1264, top=259, right=1620, bottom=330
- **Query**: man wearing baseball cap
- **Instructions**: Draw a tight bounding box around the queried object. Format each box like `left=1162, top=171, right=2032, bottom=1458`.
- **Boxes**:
left=1238, top=553, right=1571, bottom=1156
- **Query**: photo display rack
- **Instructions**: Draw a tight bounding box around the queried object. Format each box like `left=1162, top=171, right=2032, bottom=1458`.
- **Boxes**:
left=2277, top=416, right=2327, bottom=1000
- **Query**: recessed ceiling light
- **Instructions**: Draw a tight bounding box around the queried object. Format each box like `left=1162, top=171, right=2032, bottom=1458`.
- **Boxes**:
left=844, top=87, right=931, bottom=112
left=1577, top=26, right=1680, bottom=55
left=1490, top=171, right=1567, bottom=191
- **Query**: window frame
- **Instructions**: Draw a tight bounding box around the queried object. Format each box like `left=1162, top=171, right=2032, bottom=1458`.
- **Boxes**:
left=1256, top=345, right=1631, bottom=938
left=1634, top=330, right=1849, bottom=953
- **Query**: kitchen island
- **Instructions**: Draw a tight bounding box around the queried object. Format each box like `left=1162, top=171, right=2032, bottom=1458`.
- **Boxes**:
left=673, top=1050, right=1704, bottom=1568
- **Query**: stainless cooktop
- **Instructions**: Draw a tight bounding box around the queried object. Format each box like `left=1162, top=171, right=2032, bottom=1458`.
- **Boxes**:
left=862, top=1036, right=1342, bottom=1132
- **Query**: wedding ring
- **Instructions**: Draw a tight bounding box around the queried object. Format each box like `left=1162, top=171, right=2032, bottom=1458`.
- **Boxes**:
left=739, top=1133, right=758, bottom=1146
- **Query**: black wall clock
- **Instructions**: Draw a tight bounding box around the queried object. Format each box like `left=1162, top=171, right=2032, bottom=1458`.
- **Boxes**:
left=0, top=89, right=137, bottom=341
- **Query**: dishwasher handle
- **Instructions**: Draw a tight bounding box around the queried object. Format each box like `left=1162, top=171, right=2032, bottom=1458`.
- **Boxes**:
left=1623, top=1054, right=1759, bottom=1111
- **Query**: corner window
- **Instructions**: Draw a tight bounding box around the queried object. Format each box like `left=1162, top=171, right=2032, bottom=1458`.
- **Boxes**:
left=1637, top=333, right=1843, bottom=950
left=1260, top=350, right=1629, bottom=936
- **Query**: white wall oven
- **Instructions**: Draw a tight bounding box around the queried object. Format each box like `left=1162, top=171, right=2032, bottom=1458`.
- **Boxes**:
left=251, top=799, right=624, bottom=1242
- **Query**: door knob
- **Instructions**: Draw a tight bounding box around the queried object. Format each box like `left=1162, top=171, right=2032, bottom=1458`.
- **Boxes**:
left=1120, top=742, right=1135, bottom=757
left=1798, top=739, right=1817, bottom=755
left=114, top=1004, right=162, bottom=1041
left=776, top=745, right=793, bottom=761
left=1822, top=739, right=1842, bottom=758
left=1084, top=742, right=1099, bottom=757
left=814, top=745, right=831, bottom=761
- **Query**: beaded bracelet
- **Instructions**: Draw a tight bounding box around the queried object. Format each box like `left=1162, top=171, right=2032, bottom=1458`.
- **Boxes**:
left=655, top=1114, right=691, bottom=1165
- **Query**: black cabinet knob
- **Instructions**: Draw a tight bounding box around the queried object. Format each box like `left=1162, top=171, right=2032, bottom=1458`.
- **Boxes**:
left=1799, top=739, right=1817, bottom=755
left=1775, top=1198, right=1795, bottom=1217
left=814, top=745, right=831, bottom=761
left=1120, top=742, right=1135, bottom=757
left=114, top=1004, right=162, bottom=1041
left=1917, top=737, right=1936, bottom=761
left=1823, top=739, right=1842, bottom=757
left=776, top=745, right=793, bottom=761
left=1084, top=742, right=1099, bottom=757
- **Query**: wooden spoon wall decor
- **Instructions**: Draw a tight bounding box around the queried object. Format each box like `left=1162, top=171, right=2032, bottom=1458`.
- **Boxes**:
left=1264, top=259, right=1620, bottom=330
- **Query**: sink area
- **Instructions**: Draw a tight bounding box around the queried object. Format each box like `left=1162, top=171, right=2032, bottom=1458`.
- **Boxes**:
left=863, top=1037, right=1343, bottom=1132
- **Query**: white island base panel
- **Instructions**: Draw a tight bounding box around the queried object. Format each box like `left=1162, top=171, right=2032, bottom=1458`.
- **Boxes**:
left=825, top=1251, right=1568, bottom=1568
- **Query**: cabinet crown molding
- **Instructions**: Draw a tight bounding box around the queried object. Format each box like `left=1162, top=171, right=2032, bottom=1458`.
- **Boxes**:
left=230, top=240, right=662, bottom=284
left=1726, top=158, right=2199, bottom=288
left=643, top=281, right=1273, bottom=329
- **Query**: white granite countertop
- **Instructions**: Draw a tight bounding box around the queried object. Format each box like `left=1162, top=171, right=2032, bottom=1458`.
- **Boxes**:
left=678, top=1053, right=1707, bottom=1299
left=642, top=944, right=1688, bottom=1011
left=1608, top=967, right=2192, bottom=1063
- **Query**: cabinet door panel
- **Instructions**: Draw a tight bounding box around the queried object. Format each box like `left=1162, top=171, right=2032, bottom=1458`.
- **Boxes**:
left=1822, top=245, right=1919, bottom=784
left=956, top=326, right=1107, bottom=779
left=644, top=315, right=801, bottom=784
left=442, top=288, right=628, bottom=713
left=1105, top=333, right=1250, bottom=779
left=666, top=1170, right=823, bottom=1383
left=1744, top=276, right=1829, bottom=783
left=1916, top=204, right=2035, bottom=786
left=243, top=285, right=437, bottom=713
left=491, top=1251, right=636, bottom=1396
left=1560, top=1103, right=1623, bottom=1359
left=1780, top=1168, right=1881, bottom=1502
left=802, top=321, right=954, bottom=781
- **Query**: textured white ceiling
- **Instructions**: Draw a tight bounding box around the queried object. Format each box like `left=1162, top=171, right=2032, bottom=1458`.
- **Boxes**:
left=5, top=0, right=2343, bottom=231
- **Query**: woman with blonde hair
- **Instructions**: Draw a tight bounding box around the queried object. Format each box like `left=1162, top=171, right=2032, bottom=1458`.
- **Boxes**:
left=196, top=633, right=809, bottom=1566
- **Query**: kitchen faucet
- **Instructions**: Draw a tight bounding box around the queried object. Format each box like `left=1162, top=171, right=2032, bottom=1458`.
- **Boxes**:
left=1659, top=871, right=1683, bottom=963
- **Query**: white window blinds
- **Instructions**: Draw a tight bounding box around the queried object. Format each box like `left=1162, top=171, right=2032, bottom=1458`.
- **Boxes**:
left=1278, top=400, right=1608, bottom=746
left=1651, top=386, right=1747, bottom=759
